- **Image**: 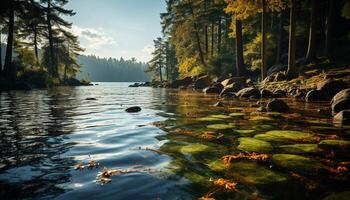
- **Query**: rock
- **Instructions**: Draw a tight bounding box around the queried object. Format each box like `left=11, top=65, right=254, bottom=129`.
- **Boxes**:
left=85, top=98, right=97, bottom=100
left=317, top=79, right=348, bottom=97
left=331, top=89, right=350, bottom=115
left=125, top=106, right=142, bottom=113
left=170, top=76, right=193, bottom=88
left=180, top=144, right=210, bottom=155
left=221, top=77, right=246, bottom=87
left=293, top=89, right=307, bottom=99
left=305, top=89, right=331, bottom=102
left=194, top=75, right=211, bottom=90
left=267, top=64, right=287, bottom=75
left=246, top=79, right=253, bottom=86
left=266, top=99, right=289, bottom=113
left=274, top=72, right=286, bottom=82
left=261, top=89, right=274, bottom=98
left=129, top=83, right=140, bottom=87
left=221, top=92, right=236, bottom=98
left=213, top=102, right=224, bottom=107
left=207, top=124, right=235, bottom=130
left=203, top=86, right=221, bottom=94
left=230, top=161, right=287, bottom=185
left=262, top=74, right=275, bottom=84
left=279, top=144, right=319, bottom=154
left=272, top=154, right=325, bottom=175
left=255, top=130, right=315, bottom=143
left=319, top=139, right=350, bottom=150
left=333, top=110, right=350, bottom=124
left=323, top=191, right=350, bottom=200
left=237, top=137, right=273, bottom=153
left=273, top=89, right=287, bottom=98
left=236, top=87, right=261, bottom=99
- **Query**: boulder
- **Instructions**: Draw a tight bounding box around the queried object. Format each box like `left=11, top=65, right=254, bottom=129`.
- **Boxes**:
left=236, top=87, right=261, bottom=99
left=220, top=92, right=236, bottom=99
left=125, top=106, right=142, bottom=113
left=273, top=89, right=287, bottom=98
left=194, top=75, right=212, bottom=90
left=274, top=72, right=286, bottom=82
left=170, top=76, right=193, bottom=88
left=262, top=74, right=275, bottom=84
left=203, top=86, right=221, bottom=94
left=317, top=79, right=348, bottom=97
left=266, top=99, right=289, bottom=113
left=331, top=89, right=350, bottom=115
left=261, top=89, right=274, bottom=98
left=305, top=89, right=331, bottom=102
left=333, top=110, right=350, bottom=124
left=221, top=77, right=246, bottom=87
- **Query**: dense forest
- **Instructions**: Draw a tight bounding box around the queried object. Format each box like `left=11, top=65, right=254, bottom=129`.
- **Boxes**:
left=77, top=55, right=150, bottom=82
left=147, top=0, right=350, bottom=82
left=0, top=0, right=87, bottom=89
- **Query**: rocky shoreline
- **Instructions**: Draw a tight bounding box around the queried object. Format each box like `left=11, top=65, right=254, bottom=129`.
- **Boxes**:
left=130, top=70, right=350, bottom=125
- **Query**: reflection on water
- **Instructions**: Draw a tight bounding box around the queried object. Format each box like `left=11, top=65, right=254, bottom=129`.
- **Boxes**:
left=1, top=83, right=350, bottom=199
left=0, top=83, right=187, bottom=199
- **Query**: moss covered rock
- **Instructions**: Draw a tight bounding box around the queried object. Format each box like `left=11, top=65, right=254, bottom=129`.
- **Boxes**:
left=319, top=140, right=350, bottom=151
left=279, top=144, right=319, bottom=154
left=231, top=161, right=287, bottom=185
left=180, top=143, right=210, bottom=155
left=255, top=130, right=315, bottom=143
left=272, top=154, right=325, bottom=175
left=207, top=124, right=235, bottom=130
left=237, top=137, right=273, bottom=153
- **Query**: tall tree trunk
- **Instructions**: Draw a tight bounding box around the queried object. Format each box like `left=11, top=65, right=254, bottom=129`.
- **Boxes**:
left=325, top=0, right=334, bottom=56
left=194, top=25, right=206, bottom=67
left=235, top=19, right=244, bottom=77
left=0, top=32, right=2, bottom=74
left=4, top=0, right=15, bottom=79
left=211, top=22, right=215, bottom=57
left=217, top=16, right=222, bottom=55
left=205, top=25, right=208, bottom=57
left=33, top=25, right=39, bottom=65
left=261, top=0, right=267, bottom=80
left=287, top=0, right=297, bottom=78
left=159, top=65, right=163, bottom=82
left=306, top=0, right=318, bottom=61
left=275, top=12, right=284, bottom=65
left=47, top=0, right=58, bottom=77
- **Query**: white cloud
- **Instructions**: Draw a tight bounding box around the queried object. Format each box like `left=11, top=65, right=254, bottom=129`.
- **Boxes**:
left=71, top=25, right=117, bottom=48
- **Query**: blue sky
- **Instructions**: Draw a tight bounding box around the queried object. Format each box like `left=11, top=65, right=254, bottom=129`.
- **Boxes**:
left=65, top=0, right=166, bottom=62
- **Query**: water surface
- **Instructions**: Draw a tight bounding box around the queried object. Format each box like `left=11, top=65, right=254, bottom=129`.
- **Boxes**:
left=0, top=82, right=350, bottom=200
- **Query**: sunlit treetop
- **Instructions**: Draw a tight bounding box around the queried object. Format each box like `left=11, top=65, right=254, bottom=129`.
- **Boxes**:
left=224, top=0, right=287, bottom=20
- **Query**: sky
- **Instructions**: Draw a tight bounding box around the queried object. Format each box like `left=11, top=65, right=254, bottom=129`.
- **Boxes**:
left=64, top=0, right=166, bottom=62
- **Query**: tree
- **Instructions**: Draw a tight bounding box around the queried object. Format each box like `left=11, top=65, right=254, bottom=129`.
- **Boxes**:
left=3, top=0, right=15, bottom=79
left=147, top=37, right=166, bottom=81
left=287, top=0, right=297, bottom=78
left=305, top=0, right=319, bottom=62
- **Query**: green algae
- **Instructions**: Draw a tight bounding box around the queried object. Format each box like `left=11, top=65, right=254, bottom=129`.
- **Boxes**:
left=233, top=129, right=256, bottom=135
left=207, top=124, right=235, bottom=130
left=197, top=117, right=225, bottom=122
left=207, top=160, right=227, bottom=172
left=208, top=114, right=232, bottom=119
left=319, top=140, right=350, bottom=150
left=249, top=116, right=274, bottom=121
left=279, top=144, right=319, bottom=154
left=272, top=154, right=325, bottom=175
left=237, top=137, right=273, bottom=153
left=255, top=130, right=315, bottom=143
left=180, top=143, right=210, bottom=155
left=229, top=113, right=245, bottom=118
left=230, top=161, right=287, bottom=185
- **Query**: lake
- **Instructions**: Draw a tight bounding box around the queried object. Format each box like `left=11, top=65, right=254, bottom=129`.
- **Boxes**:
left=0, top=82, right=349, bottom=200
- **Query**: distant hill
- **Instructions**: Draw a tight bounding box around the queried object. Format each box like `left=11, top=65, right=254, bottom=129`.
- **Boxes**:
left=76, top=55, right=150, bottom=82
left=0, top=45, right=150, bottom=82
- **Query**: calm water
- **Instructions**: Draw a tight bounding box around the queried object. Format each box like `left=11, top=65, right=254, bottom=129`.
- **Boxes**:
left=0, top=82, right=349, bottom=200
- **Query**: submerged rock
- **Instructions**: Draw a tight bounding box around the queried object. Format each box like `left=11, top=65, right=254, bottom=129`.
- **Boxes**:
left=323, top=190, right=350, bottom=200
left=180, top=143, right=209, bottom=155
left=237, top=137, right=273, bottom=153
left=170, top=76, right=193, bottom=88
left=273, top=89, right=287, bottom=98
left=279, top=144, right=319, bottom=154
left=319, top=139, right=350, bottom=151
left=85, top=97, right=97, bottom=100
left=317, top=79, right=348, bottom=97
left=213, top=101, right=224, bottom=107
left=331, top=89, right=350, bottom=115
left=125, top=106, right=142, bottom=113
left=272, top=154, right=325, bottom=175
left=207, top=123, right=235, bottom=130
left=230, top=161, right=287, bottom=185
left=236, top=87, right=260, bottom=99
left=266, top=99, right=289, bottom=113
left=255, top=130, right=314, bottom=143
left=305, top=89, right=331, bottom=102
left=203, top=85, right=222, bottom=94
